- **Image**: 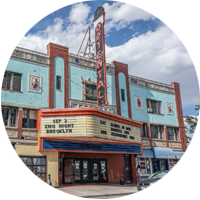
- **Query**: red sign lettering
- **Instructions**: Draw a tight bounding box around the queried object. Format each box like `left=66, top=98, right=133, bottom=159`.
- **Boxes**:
left=96, top=23, right=101, bottom=32
left=97, top=60, right=103, bottom=69
left=96, top=33, right=101, bottom=41
left=98, top=80, right=104, bottom=89
left=98, top=69, right=103, bottom=78
left=99, top=91, right=104, bottom=99
left=97, top=51, right=102, bottom=59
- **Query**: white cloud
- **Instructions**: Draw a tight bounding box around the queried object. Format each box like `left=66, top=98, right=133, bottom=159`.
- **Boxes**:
left=103, top=2, right=156, bottom=32
left=18, top=3, right=91, bottom=54
left=68, top=2, right=91, bottom=24
left=105, top=25, right=199, bottom=108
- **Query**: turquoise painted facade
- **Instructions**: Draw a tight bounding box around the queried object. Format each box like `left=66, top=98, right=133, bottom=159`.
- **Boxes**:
left=69, top=65, right=116, bottom=106
left=118, top=72, right=129, bottom=118
left=130, top=85, right=178, bottom=125
left=54, top=56, right=64, bottom=108
left=1, top=59, right=48, bottom=108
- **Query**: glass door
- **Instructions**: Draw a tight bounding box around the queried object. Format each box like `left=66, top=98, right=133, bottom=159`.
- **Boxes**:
left=124, top=155, right=131, bottom=183
left=152, top=159, right=160, bottom=172
left=100, top=160, right=108, bottom=183
left=160, top=160, right=168, bottom=171
left=82, top=160, right=89, bottom=182
left=91, top=160, right=99, bottom=183
left=74, top=160, right=81, bottom=182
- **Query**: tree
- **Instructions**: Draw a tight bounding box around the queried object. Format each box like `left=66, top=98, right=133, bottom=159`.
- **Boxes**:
left=184, top=105, right=199, bottom=143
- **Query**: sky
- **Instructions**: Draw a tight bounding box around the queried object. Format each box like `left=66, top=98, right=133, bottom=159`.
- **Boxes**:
left=16, top=1, right=199, bottom=117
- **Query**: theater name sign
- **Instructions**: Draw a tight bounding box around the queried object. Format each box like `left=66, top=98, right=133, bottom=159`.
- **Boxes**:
left=37, top=108, right=143, bottom=154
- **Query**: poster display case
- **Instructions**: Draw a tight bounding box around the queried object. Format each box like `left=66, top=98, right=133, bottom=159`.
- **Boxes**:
left=20, top=156, right=46, bottom=182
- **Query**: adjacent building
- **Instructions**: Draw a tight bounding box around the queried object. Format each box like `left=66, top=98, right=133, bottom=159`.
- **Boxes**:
left=1, top=42, right=187, bottom=187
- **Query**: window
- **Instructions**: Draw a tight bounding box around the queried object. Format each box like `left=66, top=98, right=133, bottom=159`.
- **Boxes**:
left=136, top=158, right=151, bottom=175
left=2, top=71, right=21, bottom=91
left=121, top=89, right=125, bottom=102
left=167, top=127, right=179, bottom=141
left=1, top=106, right=18, bottom=127
left=151, top=125, right=164, bottom=139
left=147, top=99, right=162, bottom=114
left=142, top=123, right=148, bottom=138
left=85, top=84, right=97, bottom=101
left=22, top=109, right=37, bottom=128
left=2, top=107, right=9, bottom=126
left=56, top=76, right=61, bottom=90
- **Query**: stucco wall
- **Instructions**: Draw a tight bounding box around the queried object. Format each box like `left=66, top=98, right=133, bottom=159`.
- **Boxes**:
left=1, top=59, right=48, bottom=108
left=69, top=65, right=116, bottom=106
left=130, top=85, right=178, bottom=125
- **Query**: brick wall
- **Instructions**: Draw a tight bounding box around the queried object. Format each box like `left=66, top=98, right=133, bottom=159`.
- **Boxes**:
left=112, top=61, right=132, bottom=119
left=17, top=109, right=23, bottom=139
left=171, top=82, right=187, bottom=151
left=47, top=43, right=69, bottom=108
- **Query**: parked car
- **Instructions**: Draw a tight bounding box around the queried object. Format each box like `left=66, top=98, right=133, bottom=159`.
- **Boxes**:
left=137, top=170, right=169, bottom=191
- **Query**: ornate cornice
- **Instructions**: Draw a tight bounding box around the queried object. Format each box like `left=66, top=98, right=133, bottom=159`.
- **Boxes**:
left=68, top=52, right=115, bottom=75
left=11, top=47, right=50, bottom=67
left=129, top=75, right=174, bottom=94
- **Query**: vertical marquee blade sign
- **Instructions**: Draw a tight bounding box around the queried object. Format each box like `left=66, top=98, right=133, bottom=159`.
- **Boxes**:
left=93, top=6, right=109, bottom=107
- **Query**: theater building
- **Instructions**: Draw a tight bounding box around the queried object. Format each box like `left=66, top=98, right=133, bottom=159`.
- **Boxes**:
left=1, top=43, right=187, bottom=186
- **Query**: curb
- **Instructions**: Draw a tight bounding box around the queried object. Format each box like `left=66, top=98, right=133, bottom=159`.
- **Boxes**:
left=81, top=192, right=136, bottom=198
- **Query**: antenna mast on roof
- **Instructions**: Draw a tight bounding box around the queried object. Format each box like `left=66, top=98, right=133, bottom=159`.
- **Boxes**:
left=77, top=24, right=95, bottom=59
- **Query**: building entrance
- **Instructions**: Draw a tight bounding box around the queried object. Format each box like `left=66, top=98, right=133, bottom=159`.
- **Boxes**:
left=63, top=158, right=108, bottom=183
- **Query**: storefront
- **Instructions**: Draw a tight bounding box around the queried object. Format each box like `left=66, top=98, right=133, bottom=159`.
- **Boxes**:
left=37, top=107, right=143, bottom=186
left=136, top=147, right=184, bottom=179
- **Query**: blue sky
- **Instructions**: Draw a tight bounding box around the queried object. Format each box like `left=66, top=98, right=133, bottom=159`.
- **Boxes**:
left=18, top=1, right=199, bottom=118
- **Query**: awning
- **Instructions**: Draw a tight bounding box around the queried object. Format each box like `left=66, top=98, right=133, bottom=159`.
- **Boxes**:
left=136, top=149, right=154, bottom=158
left=152, top=147, right=175, bottom=159
left=174, top=151, right=184, bottom=159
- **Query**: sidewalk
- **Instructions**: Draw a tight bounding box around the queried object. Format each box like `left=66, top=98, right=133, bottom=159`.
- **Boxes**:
left=58, top=183, right=138, bottom=198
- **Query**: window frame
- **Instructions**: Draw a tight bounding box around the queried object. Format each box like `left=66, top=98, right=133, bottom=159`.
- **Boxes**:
left=81, top=78, right=97, bottom=102
left=2, top=71, right=22, bottom=92
left=167, top=127, right=179, bottom=141
left=121, top=89, right=125, bottom=102
left=56, top=76, right=61, bottom=91
left=147, top=99, right=162, bottom=114
left=85, top=84, right=97, bottom=101
left=142, top=123, right=148, bottom=138
left=1, top=106, right=18, bottom=127
left=151, top=124, right=164, bottom=139
left=22, top=109, right=37, bottom=129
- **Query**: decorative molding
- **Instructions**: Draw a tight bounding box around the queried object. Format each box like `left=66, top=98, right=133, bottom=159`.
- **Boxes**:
left=129, top=75, right=174, bottom=94
left=142, top=140, right=150, bottom=146
left=140, top=120, right=179, bottom=128
left=28, top=74, right=42, bottom=93
left=1, top=102, right=48, bottom=110
left=152, top=140, right=167, bottom=147
left=22, top=131, right=38, bottom=138
left=69, top=99, right=117, bottom=114
left=6, top=129, right=18, bottom=138
left=135, top=95, right=143, bottom=110
left=68, top=53, right=115, bottom=75
left=166, top=102, right=174, bottom=115
left=168, top=142, right=182, bottom=149
left=11, top=47, right=50, bottom=67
